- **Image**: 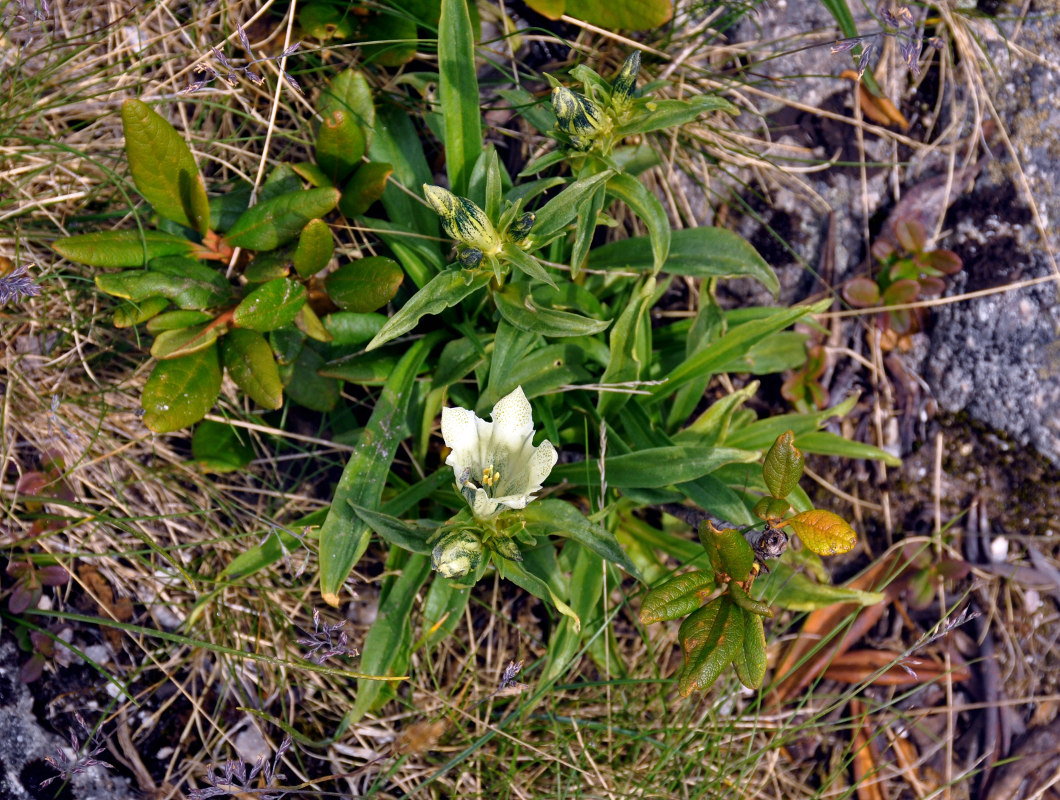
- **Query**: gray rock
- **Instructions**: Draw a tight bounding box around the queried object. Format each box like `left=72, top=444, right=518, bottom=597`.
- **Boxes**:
left=0, top=642, right=136, bottom=800
left=924, top=12, right=1060, bottom=464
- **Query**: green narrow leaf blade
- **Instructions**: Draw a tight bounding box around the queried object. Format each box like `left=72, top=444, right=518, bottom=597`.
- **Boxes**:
left=606, top=173, right=670, bottom=273
left=318, top=334, right=440, bottom=604
left=438, top=0, right=482, bottom=196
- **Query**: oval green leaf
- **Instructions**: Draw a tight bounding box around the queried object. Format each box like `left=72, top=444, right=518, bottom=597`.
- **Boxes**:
left=191, top=420, right=255, bottom=473
left=222, top=328, right=283, bottom=410
left=232, top=278, right=307, bottom=332
left=293, top=219, right=333, bottom=278
left=324, top=256, right=403, bottom=313
left=114, top=296, right=170, bottom=328
left=339, top=162, right=394, bottom=217
left=225, top=188, right=341, bottom=251
left=142, top=345, right=222, bottom=433
left=732, top=609, right=767, bottom=690
left=150, top=321, right=224, bottom=359
left=321, top=68, right=376, bottom=146
left=122, top=99, right=210, bottom=235
left=762, top=430, right=804, bottom=499
left=146, top=309, right=213, bottom=333
left=699, top=523, right=754, bottom=581
left=316, top=109, right=366, bottom=186
left=494, top=285, right=610, bottom=338
left=752, top=496, right=791, bottom=522
left=54, top=230, right=194, bottom=268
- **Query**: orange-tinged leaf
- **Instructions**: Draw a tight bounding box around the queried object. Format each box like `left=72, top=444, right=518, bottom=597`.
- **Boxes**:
left=677, top=596, right=744, bottom=695
left=823, top=649, right=971, bottom=686
left=699, top=521, right=755, bottom=581
left=841, top=70, right=911, bottom=130
left=783, top=509, right=857, bottom=556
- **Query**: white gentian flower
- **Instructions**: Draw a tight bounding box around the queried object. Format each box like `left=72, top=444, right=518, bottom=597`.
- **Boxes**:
left=441, top=386, right=558, bottom=520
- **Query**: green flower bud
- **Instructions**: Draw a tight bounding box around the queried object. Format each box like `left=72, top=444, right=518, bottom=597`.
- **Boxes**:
left=432, top=529, right=484, bottom=579
left=423, top=184, right=501, bottom=253
left=458, top=247, right=483, bottom=268
left=506, top=212, right=535, bottom=244
left=551, top=87, right=606, bottom=144
left=611, top=51, right=640, bottom=112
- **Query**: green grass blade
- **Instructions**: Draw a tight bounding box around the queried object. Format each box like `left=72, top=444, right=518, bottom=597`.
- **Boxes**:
left=438, top=0, right=481, bottom=196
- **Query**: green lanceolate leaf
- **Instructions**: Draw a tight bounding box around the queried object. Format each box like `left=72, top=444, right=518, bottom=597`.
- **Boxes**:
left=640, top=570, right=716, bottom=624
left=732, top=608, right=767, bottom=690
left=348, top=503, right=434, bottom=554
left=650, top=299, right=830, bottom=402
left=318, top=333, right=440, bottom=604
left=528, top=170, right=613, bottom=248
left=150, top=321, right=224, bottom=359
left=323, top=312, right=386, bottom=346
left=54, top=230, right=194, bottom=268
left=316, top=109, right=366, bottom=185
left=522, top=499, right=638, bottom=576
left=293, top=219, right=333, bottom=278
left=588, top=227, right=778, bottom=295
left=320, top=69, right=376, bottom=145
left=597, top=275, right=653, bottom=417
left=114, top=296, right=170, bottom=328
left=782, top=509, right=857, bottom=556
left=677, top=596, right=744, bottom=695
left=762, top=430, right=804, bottom=499
left=367, top=269, right=491, bottom=350
left=439, top=0, right=482, bottom=196
left=494, top=285, right=610, bottom=338
left=225, top=188, right=341, bottom=251
left=752, top=562, right=883, bottom=612
left=614, top=95, right=739, bottom=137
left=142, top=345, right=222, bottom=433
left=727, top=581, right=773, bottom=618
left=222, top=328, right=283, bottom=410
left=550, top=446, right=757, bottom=489
left=339, top=162, right=393, bottom=217
left=191, top=420, right=254, bottom=473
left=296, top=304, right=331, bottom=342
left=606, top=173, right=670, bottom=273
left=232, top=278, right=307, bottom=332
left=500, top=243, right=558, bottom=289
left=325, top=256, right=403, bottom=313
left=349, top=553, right=431, bottom=722
left=494, top=556, right=581, bottom=632
left=121, top=99, right=210, bottom=235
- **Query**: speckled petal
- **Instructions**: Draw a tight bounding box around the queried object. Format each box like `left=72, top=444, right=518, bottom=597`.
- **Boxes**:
left=442, top=406, right=480, bottom=465
left=489, top=386, right=534, bottom=456
left=525, top=440, right=557, bottom=488
left=495, top=492, right=531, bottom=511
